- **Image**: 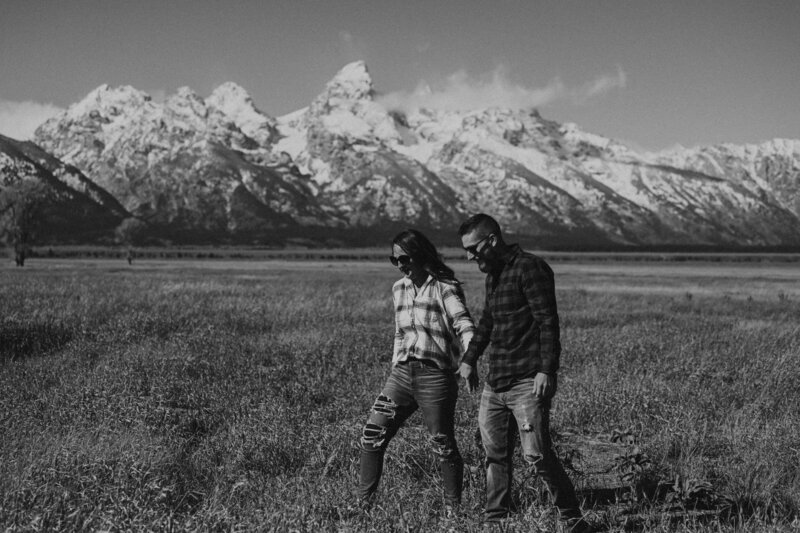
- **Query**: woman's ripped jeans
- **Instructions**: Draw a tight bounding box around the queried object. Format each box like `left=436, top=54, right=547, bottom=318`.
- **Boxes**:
left=358, top=360, right=463, bottom=505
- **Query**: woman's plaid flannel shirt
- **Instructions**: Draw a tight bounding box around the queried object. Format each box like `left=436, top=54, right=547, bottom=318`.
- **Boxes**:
left=392, top=276, right=475, bottom=370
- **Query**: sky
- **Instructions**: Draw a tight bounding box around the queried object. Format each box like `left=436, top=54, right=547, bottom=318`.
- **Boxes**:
left=1, top=0, right=798, bottom=151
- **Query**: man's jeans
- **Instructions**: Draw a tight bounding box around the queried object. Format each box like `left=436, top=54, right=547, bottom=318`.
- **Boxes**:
left=478, top=378, right=580, bottom=521
left=358, top=360, right=463, bottom=504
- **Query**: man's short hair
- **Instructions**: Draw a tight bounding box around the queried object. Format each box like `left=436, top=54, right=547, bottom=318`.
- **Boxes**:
left=458, top=213, right=502, bottom=238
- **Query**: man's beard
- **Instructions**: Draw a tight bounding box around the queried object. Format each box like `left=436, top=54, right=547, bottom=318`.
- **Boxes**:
left=477, top=255, right=499, bottom=273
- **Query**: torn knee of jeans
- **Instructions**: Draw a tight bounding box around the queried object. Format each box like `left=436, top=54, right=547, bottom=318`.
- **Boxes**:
left=520, top=421, right=534, bottom=432
left=370, top=394, right=397, bottom=419
left=523, top=453, right=544, bottom=467
left=430, top=433, right=458, bottom=459
left=361, top=423, right=388, bottom=450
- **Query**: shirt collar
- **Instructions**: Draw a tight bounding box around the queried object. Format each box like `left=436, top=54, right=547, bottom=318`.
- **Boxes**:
left=492, top=244, right=521, bottom=270
left=402, top=274, right=433, bottom=291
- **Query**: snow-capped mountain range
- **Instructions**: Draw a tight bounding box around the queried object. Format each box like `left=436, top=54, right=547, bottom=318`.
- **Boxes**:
left=2, top=61, right=799, bottom=247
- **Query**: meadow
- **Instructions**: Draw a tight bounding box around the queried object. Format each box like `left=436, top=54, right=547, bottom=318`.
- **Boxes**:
left=1, top=257, right=799, bottom=532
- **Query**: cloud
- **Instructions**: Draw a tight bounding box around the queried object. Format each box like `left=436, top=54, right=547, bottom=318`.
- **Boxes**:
left=0, top=98, right=63, bottom=140
left=378, top=65, right=626, bottom=112
left=339, top=30, right=354, bottom=45
left=574, top=65, right=627, bottom=103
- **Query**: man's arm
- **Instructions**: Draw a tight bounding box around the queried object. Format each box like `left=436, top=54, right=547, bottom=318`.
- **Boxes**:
left=522, top=258, right=561, bottom=375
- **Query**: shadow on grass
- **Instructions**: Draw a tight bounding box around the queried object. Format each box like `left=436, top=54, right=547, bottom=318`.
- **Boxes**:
left=617, top=510, right=723, bottom=532
left=578, top=486, right=628, bottom=507
left=576, top=481, right=763, bottom=532
left=0, top=321, right=74, bottom=361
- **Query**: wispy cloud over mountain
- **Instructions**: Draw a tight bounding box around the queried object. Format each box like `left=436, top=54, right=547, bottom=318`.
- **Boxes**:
left=378, top=65, right=626, bottom=112
left=0, top=97, right=64, bottom=140
left=574, top=66, right=627, bottom=103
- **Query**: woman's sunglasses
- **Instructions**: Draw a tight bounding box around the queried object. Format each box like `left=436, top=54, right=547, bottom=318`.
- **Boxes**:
left=389, top=255, right=412, bottom=267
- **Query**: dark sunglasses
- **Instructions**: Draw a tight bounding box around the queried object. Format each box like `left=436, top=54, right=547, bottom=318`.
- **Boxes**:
left=463, top=233, right=494, bottom=255
left=389, top=255, right=412, bottom=267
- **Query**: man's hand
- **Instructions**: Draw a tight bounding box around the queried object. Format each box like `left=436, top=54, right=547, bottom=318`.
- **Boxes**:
left=533, top=372, right=556, bottom=397
left=457, top=362, right=479, bottom=392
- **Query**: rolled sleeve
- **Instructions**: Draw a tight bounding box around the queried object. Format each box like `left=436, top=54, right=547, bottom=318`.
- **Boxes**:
left=441, top=283, right=475, bottom=354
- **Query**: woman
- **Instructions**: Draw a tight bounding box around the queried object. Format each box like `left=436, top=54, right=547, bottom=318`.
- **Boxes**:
left=357, top=229, right=475, bottom=509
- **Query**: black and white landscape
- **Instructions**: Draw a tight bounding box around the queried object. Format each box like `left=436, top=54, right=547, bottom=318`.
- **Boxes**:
left=2, top=61, right=798, bottom=248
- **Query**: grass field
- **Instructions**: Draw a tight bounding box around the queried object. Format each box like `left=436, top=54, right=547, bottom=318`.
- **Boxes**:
left=1, top=257, right=799, bottom=532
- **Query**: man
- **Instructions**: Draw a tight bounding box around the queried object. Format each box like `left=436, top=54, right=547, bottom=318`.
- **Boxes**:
left=457, top=214, right=589, bottom=532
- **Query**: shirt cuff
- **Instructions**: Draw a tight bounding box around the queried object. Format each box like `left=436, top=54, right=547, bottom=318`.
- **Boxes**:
left=461, top=350, right=478, bottom=367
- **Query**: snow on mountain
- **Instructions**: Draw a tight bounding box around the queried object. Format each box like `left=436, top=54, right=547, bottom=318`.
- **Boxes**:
left=321, top=61, right=374, bottom=102
left=32, top=82, right=329, bottom=242
left=295, top=62, right=462, bottom=228
left=206, top=82, right=278, bottom=148
left=273, top=107, right=310, bottom=165
left=17, top=61, right=800, bottom=247
left=64, top=84, right=151, bottom=121
left=308, top=61, right=400, bottom=144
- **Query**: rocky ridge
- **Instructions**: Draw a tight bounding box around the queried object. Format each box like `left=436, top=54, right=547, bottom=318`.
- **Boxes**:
left=1, top=61, right=797, bottom=247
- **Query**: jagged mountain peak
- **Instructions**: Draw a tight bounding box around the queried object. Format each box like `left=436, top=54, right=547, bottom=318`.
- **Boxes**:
left=168, top=86, right=204, bottom=105
left=68, top=84, right=151, bottom=117
left=558, top=121, right=640, bottom=160
left=319, top=61, right=374, bottom=104
left=719, top=138, right=800, bottom=158
left=83, top=83, right=149, bottom=102
left=206, top=82, right=277, bottom=146
left=34, top=84, right=157, bottom=142
left=163, top=87, right=218, bottom=127
left=206, top=82, right=257, bottom=116
left=209, top=81, right=251, bottom=101
left=767, top=138, right=800, bottom=152
left=301, top=61, right=400, bottom=147
left=655, top=137, right=800, bottom=165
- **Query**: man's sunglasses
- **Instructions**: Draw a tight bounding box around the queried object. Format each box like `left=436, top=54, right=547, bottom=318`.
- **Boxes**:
left=463, top=234, right=494, bottom=256
left=389, top=255, right=412, bottom=267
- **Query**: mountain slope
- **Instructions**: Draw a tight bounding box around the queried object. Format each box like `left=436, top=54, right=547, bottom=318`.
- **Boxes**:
left=34, top=85, right=332, bottom=242
left=0, top=134, right=126, bottom=242
left=21, top=61, right=800, bottom=247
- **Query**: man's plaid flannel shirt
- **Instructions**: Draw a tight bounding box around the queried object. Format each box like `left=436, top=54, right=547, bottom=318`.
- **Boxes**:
left=392, top=276, right=475, bottom=370
left=461, top=245, right=561, bottom=391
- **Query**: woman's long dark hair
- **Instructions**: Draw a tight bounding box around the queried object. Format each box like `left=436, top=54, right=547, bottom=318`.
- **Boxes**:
left=392, top=229, right=460, bottom=285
